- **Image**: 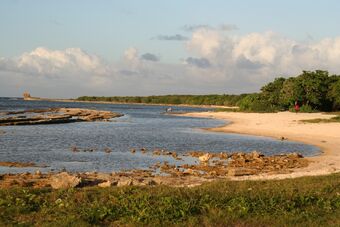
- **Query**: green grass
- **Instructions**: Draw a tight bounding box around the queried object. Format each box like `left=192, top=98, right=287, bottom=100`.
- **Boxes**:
left=0, top=173, right=339, bottom=226
left=301, top=114, right=340, bottom=123
left=214, top=107, right=240, bottom=112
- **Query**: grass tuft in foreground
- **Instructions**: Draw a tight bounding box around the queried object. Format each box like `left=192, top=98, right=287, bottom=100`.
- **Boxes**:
left=0, top=173, right=339, bottom=226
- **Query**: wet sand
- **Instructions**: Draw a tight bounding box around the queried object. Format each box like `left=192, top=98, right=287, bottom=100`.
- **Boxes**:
left=181, top=111, right=340, bottom=180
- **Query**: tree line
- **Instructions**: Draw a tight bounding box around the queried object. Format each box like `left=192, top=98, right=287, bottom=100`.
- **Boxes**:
left=77, top=94, right=247, bottom=107
left=77, top=70, right=340, bottom=112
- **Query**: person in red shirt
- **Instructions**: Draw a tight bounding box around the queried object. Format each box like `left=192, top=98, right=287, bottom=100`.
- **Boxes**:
left=294, top=101, right=300, bottom=113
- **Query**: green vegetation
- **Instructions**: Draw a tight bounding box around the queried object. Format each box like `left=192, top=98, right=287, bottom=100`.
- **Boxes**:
left=301, top=114, right=340, bottom=123
left=77, top=70, right=340, bottom=113
left=77, top=94, right=248, bottom=107
left=0, top=173, right=339, bottom=226
left=238, top=70, right=340, bottom=112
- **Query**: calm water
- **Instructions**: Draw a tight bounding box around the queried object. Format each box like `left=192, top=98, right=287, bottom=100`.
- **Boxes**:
left=0, top=98, right=319, bottom=173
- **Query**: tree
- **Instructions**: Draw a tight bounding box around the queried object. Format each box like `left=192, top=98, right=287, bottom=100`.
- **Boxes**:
left=328, top=76, right=340, bottom=110
left=279, top=77, right=304, bottom=108
left=299, top=70, right=330, bottom=110
left=260, top=77, right=286, bottom=108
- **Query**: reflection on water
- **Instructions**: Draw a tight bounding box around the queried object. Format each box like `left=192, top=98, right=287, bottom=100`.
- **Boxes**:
left=0, top=98, right=320, bottom=173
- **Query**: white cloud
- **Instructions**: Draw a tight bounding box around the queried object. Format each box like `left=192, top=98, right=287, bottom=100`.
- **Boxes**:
left=186, top=29, right=340, bottom=82
left=1, top=32, right=340, bottom=98
left=0, top=47, right=108, bottom=76
left=187, top=28, right=221, bottom=57
left=123, top=47, right=139, bottom=62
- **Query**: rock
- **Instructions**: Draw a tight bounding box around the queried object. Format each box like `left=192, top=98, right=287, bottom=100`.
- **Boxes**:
left=198, top=153, right=212, bottom=162
left=35, top=170, right=42, bottom=175
left=98, top=180, right=117, bottom=188
left=0, top=108, right=123, bottom=126
left=0, top=161, right=38, bottom=168
left=288, top=152, right=303, bottom=158
left=153, top=149, right=161, bottom=155
left=50, top=172, right=82, bottom=189
left=70, top=146, right=79, bottom=152
left=218, top=152, right=229, bottom=159
left=250, top=151, right=262, bottom=159
left=117, top=178, right=133, bottom=186
left=142, top=179, right=157, bottom=186
left=141, top=148, right=147, bottom=153
left=227, top=168, right=256, bottom=176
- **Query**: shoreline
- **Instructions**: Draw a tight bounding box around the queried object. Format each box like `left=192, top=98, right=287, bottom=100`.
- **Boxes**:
left=180, top=111, right=340, bottom=180
left=1, top=100, right=339, bottom=185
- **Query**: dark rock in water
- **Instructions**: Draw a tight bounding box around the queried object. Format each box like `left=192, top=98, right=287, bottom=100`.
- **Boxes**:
left=70, top=146, right=79, bottom=152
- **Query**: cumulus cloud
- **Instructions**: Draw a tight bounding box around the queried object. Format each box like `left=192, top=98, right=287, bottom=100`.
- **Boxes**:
left=187, top=28, right=221, bottom=56
left=123, top=47, right=139, bottom=62
left=1, top=32, right=340, bottom=98
left=155, top=34, right=188, bottom=41
left=186, top=29, right=340, bottom=84
left=0, top=47, right=108, bottom=76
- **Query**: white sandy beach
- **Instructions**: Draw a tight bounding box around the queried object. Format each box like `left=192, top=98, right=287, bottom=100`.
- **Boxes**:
left=182, top=111, right=340, bottom=180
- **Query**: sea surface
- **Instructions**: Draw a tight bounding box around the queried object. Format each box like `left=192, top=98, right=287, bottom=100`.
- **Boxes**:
left=0, top=97, right=320, bottom=173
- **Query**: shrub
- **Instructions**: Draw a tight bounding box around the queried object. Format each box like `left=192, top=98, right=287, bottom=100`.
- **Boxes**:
left=238, top=94, right=278, bottom=112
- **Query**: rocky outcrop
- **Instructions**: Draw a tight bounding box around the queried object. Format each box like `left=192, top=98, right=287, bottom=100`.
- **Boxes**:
left=153, top=150, right=308, bottom=177
left=0, top=150, right=310, bottom=189
left=0, top=108, right=123, bottom=126
left=0, top=162, right=44, bottom=168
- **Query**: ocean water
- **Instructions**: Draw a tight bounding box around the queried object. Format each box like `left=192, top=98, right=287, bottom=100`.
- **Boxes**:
left=0, top=98, right=320, bottom=173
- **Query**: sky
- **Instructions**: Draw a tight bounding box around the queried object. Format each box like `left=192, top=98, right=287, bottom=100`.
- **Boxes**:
left=1, top=0, right=340, bottom=98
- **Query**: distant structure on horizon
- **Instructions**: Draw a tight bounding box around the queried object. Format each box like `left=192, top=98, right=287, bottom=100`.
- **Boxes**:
left=23, top=91, right=31, bottom=100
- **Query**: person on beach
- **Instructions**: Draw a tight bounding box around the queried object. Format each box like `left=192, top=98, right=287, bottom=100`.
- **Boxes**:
left=294, top=101, right=300, bottom=113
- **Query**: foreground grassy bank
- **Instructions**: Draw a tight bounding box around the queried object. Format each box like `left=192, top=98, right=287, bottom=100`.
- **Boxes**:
left=0, top=173, right=339, bottom=226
